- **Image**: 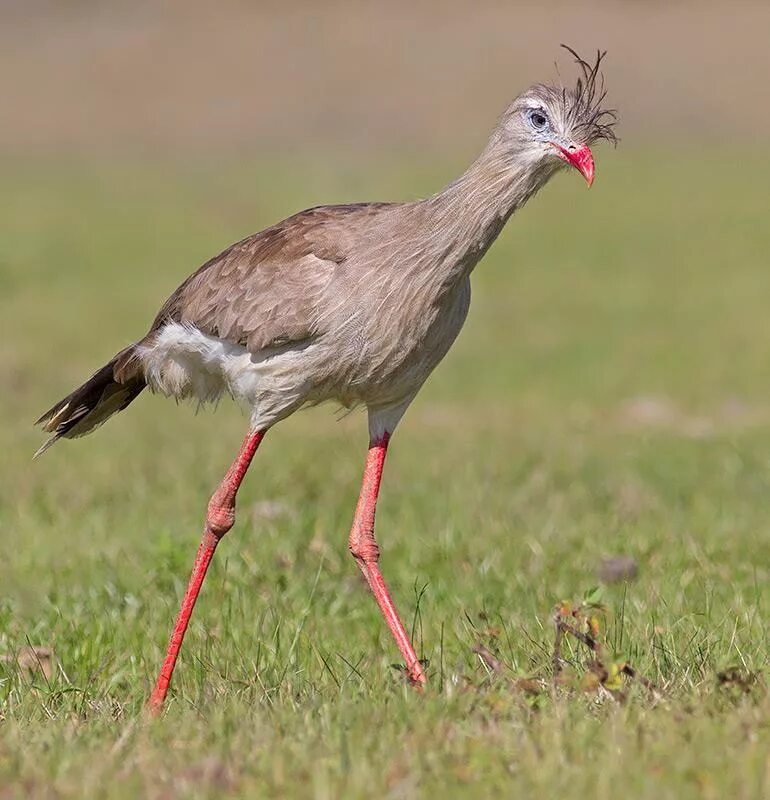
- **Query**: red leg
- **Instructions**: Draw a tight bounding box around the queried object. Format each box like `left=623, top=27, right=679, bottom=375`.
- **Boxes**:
left=147, top=428, right=266, bottom=714
left=348, top=433, right=427, bottom=686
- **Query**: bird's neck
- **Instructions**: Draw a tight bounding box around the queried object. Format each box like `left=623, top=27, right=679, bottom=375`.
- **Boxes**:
left=416, top=139, right=558, bottom=285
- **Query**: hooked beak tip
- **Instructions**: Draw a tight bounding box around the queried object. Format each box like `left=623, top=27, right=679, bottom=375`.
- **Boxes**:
left=552, top=143, right=595, bottom=187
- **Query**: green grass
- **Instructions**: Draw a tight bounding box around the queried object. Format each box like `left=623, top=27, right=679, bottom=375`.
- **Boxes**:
left=1, top=149, right=769, bottom=798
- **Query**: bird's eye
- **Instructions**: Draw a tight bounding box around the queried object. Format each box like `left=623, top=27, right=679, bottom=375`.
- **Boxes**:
left=528, top=109, right=549, bottom=131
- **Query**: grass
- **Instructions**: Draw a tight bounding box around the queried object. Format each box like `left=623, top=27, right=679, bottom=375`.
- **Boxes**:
left=1, top=148, right=769, bottom=798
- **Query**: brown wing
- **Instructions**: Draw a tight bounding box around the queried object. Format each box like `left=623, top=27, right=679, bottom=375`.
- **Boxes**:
left=150, top=203, right=392, bottom=352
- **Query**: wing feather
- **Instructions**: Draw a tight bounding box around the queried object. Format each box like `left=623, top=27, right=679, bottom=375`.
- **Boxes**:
left=148, top=203, right=392, bottom=351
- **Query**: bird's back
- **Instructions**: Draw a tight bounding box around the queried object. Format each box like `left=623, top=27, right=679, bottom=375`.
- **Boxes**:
left=151, top=202, right=396, bottom=353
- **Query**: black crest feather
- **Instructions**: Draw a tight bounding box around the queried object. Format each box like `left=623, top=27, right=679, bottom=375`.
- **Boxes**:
left=559, top=45, right=618, bottom=146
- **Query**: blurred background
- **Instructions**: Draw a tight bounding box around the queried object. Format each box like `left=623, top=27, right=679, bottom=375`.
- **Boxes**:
left=3, top=1, right=770, bottom=157
left=4, top=0, right=770, bottom=623
left=4, top=4, right=770, bottom=594
left=2, top=5, right=770, bottom=790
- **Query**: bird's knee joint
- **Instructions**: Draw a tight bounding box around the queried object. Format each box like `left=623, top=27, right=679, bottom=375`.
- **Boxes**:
left=349, top=530, right=379, bottom=565
left=206, top=500, right=235, bottom=539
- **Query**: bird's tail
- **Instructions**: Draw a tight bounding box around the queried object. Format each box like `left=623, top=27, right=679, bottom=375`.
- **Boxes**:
left=34, top=344, right=146, bottom=458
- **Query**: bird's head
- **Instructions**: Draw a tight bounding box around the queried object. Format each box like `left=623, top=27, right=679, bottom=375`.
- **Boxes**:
left=496, top=46, right=617, bottom=187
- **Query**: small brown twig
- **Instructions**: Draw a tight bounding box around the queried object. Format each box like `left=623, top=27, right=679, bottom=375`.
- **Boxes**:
left=473, top=642, right=545, bottom=697
left=472, top=643, right=505, bottom=676
left=555, top=619, right=597, bottom=652
left=552, top=618, right=564, bottom=676
left=552, top=600, right=657, bottom=698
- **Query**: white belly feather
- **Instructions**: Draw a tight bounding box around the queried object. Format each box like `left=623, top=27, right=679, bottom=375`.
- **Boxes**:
left=139, top=322, right=317, bottom=431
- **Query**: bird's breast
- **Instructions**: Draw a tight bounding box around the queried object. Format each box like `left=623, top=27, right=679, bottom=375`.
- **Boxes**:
left=334, top=275, right=472, bottom=407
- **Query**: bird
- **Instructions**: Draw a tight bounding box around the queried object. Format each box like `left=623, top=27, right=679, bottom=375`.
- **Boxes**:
left=35, top=47, right=616, bottom=712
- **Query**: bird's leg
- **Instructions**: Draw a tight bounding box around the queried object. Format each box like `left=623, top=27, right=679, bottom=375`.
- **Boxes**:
left=348, top=433, right=427, bottom=687
left=147, top=428, right=266, bottom=714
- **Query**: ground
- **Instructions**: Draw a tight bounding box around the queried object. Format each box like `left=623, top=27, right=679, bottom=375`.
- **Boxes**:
left=1, top=151, right=769, bottom=798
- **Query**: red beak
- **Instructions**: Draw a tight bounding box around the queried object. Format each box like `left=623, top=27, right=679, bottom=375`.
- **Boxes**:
left=552, top=143, right=595, bottom=187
